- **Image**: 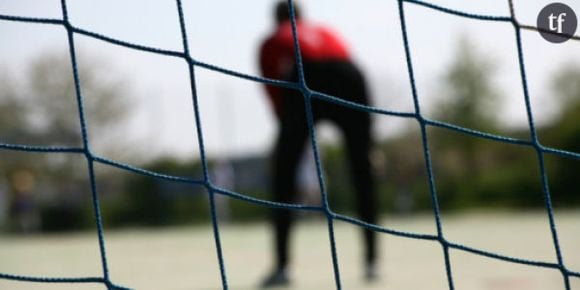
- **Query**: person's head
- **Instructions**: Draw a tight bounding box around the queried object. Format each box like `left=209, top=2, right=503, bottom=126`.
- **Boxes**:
left=275, top=1, right=302, bottom=25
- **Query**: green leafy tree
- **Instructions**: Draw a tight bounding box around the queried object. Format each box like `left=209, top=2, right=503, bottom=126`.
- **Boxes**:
left=24, top=52, right=129, bottom=155
left=435, top=36, right=500, bottom=132
left=429, top=37, right=504, bottom=209
left=544, top=64, right=580, bottom=205
left=0, top=50, right=133, bottom=231
left=433, top=37, right=501, bottom=176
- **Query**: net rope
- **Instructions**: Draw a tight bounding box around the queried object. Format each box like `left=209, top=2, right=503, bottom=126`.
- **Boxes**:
left=0, top=0, right=579, bottom=289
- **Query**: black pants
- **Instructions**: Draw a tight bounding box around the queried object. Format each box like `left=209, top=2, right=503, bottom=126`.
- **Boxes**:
left=272, top=60, right=377, bottom=269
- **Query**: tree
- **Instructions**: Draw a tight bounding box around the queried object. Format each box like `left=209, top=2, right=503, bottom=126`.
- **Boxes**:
left=435, top=36, right=500, bottom=132
left=543, top=64, right=580, bottom=205
left=24, top=51, right=129, bottom=154
left=0, top=50, right=133, bottom=231
left=549, top=64, right=580, bottom=147
left=428, top=37, right=504, bottom=209
left=0, top=73, right=25, bottom=141
left=432, top=36, right=501, bottom=176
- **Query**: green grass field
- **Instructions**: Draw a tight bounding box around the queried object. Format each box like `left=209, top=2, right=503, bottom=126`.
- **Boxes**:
left=1, top=210, right=579, bottom=290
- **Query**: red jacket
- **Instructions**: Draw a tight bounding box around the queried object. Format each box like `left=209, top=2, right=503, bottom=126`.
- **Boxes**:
left=259, top=20, right=351, bottom=118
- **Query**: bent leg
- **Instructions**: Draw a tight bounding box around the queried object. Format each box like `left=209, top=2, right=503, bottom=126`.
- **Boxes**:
left=343, top=114, right=377, bottom=265
left=326, top=61, right=378, bottom=265
left=271, top=96, right=309, bottom=270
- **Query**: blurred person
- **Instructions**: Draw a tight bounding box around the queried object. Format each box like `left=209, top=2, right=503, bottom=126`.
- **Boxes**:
left=212, top=159, right=234, bottom=223
left=258, top=1, right=378, bottom=287
left=0, top=177, right=7, bottom=228
left=9, top=170, right=40, bottom=233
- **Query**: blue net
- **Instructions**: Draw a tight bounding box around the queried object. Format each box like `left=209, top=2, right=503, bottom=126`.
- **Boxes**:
left=0, top=0, right=579, bottom=289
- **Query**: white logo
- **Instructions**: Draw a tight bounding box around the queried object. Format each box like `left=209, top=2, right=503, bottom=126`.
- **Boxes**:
left=548, top=12, right=567, bottom=33
left=537, top=3, right=577, bottom=43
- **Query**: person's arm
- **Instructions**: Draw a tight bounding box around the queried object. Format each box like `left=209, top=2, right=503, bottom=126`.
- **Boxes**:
left=259, top=38, right=284, bottom=119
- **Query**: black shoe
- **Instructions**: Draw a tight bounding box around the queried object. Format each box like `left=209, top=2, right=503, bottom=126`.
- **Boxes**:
left=260, top=268, right=290, bottom=288
left=365, top=262, right=379, bottom=282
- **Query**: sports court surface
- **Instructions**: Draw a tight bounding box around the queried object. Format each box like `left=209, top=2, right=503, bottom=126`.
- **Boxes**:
left=1, top=210, right=579, bottom=290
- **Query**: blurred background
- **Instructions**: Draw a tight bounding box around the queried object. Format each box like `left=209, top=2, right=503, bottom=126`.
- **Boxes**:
left=0, top=0, right=579, bottom=289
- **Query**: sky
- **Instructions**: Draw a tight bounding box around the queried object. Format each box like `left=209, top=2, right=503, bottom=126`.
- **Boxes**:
left=0, top=0, right=579, bottom=162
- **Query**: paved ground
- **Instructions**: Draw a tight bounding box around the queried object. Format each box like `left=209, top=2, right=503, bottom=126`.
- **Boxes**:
left=0, top=210, right=579, bottom=290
